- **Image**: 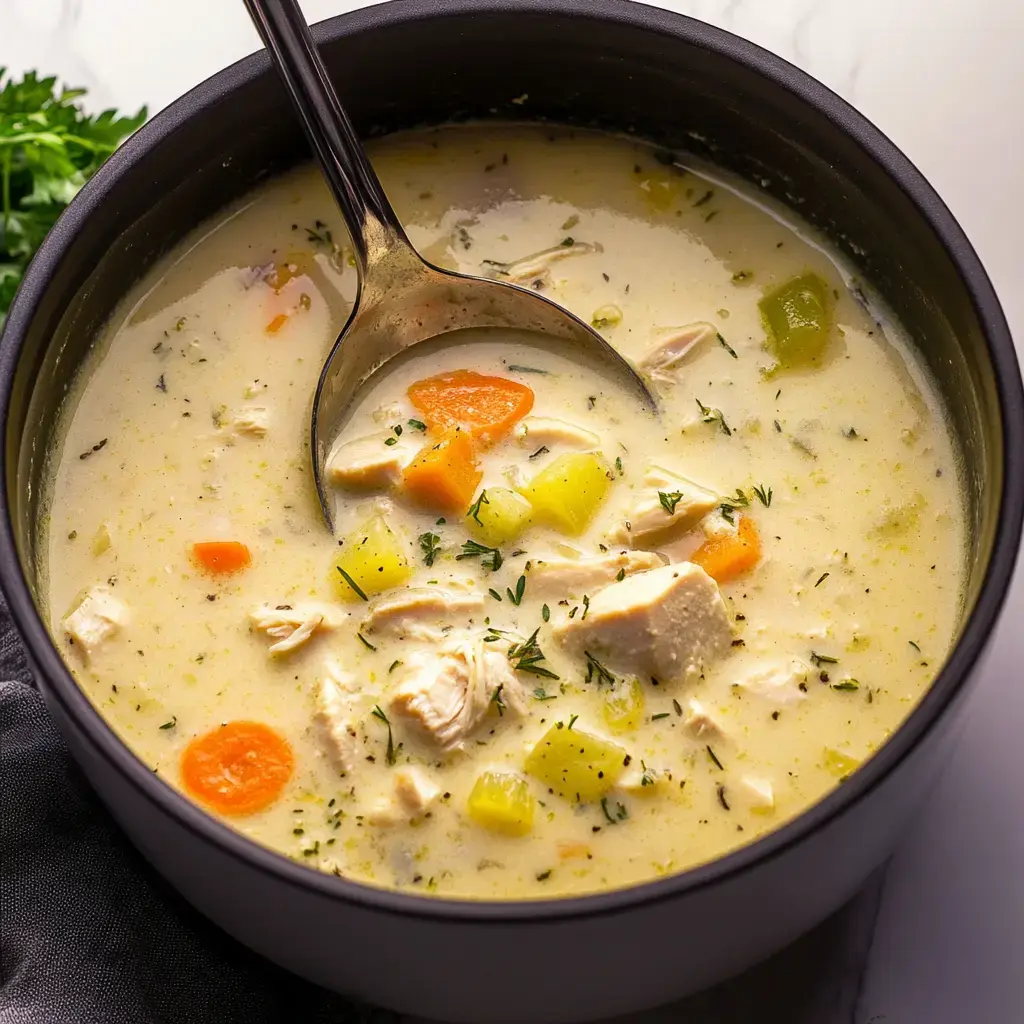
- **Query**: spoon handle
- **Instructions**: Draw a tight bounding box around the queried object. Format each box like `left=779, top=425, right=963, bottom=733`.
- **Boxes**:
left=243, top=0, right=407, bottom=272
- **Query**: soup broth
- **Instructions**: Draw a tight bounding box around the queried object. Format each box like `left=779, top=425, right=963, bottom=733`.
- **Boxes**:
left=45, top=125, right=965, bottom=899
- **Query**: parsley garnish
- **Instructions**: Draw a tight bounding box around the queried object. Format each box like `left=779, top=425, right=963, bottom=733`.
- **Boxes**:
left=651, top=712, right=670, bottom=721
left=600, top=797, right=628, bottom=824
left=659, top=490, right=684, bottom=515
left=418, top=531, right=441, bottom=567
left=810, top=651, right=839, bottom=667
left=159, top=716, right=177, bottom=731
left=567, top=713, right=579, bottom=730
left=507, top=574, right=526, bottom=606
left=584, top=651, right=615, bottom=687
left=831, top=679, right=860, bottom=691
left=467, top=490, right=489, bottom=525
left=384, top=436, right=398, bottom=446
left=753, top=483, right=773, bottom=507
left=488, top=588, right=503, bottom=602
left=408, top=418, right=427, bottom=431
left=533, top=687, right=558, bottom=701
left=695, top=397, right=732, bottom=436
left=505, top=627, right=559, bottom=679
left=541, top=603, right=550, bottom=622
left=457, top=539, right=503, bottom=572
left=370, top=705, right=396, bottom=766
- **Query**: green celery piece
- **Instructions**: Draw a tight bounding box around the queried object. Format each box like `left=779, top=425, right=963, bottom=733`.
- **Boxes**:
left=759, top=272, right=832, bottom=370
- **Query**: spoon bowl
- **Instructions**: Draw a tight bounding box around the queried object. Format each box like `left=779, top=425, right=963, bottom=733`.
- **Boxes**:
left=244, top=0, right=656, bottom=531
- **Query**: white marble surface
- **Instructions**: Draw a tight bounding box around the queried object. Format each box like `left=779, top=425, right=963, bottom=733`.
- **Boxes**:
left=2, top=1, right=1022, bottom=1021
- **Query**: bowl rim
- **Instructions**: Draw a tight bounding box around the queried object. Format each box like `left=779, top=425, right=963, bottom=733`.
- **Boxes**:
left=2, top=0, right=1022, bottom=925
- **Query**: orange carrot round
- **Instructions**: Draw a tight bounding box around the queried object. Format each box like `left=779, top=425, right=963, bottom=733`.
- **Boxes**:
left=181, top=721, right=293, bottom=816
left=690, top=515, right=762, bottom=583
left=192, top=541, right=251, bottom=574
left=401, top=428, right=483, bottom=513
left=408, top=370, right=534, bottom=444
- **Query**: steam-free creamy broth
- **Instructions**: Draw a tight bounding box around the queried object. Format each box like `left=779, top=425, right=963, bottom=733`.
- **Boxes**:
left=45, top=125, right=965, bottom=898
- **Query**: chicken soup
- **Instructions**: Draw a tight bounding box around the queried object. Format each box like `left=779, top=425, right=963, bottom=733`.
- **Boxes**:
left=44, top=125, right=965, bottom=899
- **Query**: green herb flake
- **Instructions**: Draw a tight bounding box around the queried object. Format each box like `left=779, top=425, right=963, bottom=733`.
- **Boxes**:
left=336, top=566, right=368, bottom=601
left=467, top=490, right=489, bottom=526
left=541, top=603, right=550, bottom=622
left=814, top=572, right=830, bottom=588
left=717, top=332, right=738, bottom=358
left=753, top=483, right=773, bottom=507
left=158, top=716, right=177, bottom=731
left=408, top=419, right=427, bottom=431
left=457, top=539, right=503, bottom=572
left=507, top=574, right=527, bottom=606
left=706, top=745, right=724, bottom=770
left=651, top=712, right=670, bottom=721
left=584, top=651, right=615, bottom=687
left=659, top=490, right=684, bottom=515
left=370, top=705, right=396, bottom=765
left=831, top=679, right=860, bottom=691
left=356, top=632, right=376, bottom=652
left=418, top=531, right=441, bottom=567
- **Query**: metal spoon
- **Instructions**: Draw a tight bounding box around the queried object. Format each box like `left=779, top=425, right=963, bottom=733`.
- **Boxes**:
left=244, top=0, right=657, bottom=531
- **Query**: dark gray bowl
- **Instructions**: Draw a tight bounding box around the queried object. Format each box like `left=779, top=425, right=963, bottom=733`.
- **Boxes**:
left=1, top=2, right=1022, bottom=1021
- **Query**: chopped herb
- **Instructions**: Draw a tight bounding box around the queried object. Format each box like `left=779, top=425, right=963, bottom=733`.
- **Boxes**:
left=908, top=641, right=922, bottom=653
left=370, top=705, right=396, bottom=765
left=567, top=713, right=579, bottom=730
left=408, top=418, right=427, bottom=431
left=773, top=419, right=783, bottom=433
left=491, top=685, right=507, bottom=717
left=587, top=395, right=597, bottom=410
left=356, top=632, right=376, bottom=651
left=418, top=531, right=441, bottom=567
left=584, top=651, right=615, bottom=687
left=695, top=397, right=732, bottom=436
left=436, top=517, right=446, bottom=525
left=717, top=332, right=738, bottom=358
left=810, top=651, right=839, bottom=667
left=156, top=373, right=167, bottom=393
left=814, top=572, right=830, bottom=588
left=457, top=539, right=503, bottom=572
left=78, top=438, right=108, bottom=460
left=159, top=717, right=177, bottom=730
left=832, top=679, right=860, bottom=691
left=529, top=445, right=550, bottom=460
left=533, top=687, right=558, bottom=701
left=506, top=628, right=559, bottom=679
left=467, top=490, right=490, bottom=525
left=581, top=594, right=590, bottom=620
left=717, top=784, right=731, bottom=810
left=659, top=490, right=685, bottom=516
left=536, top=869, right=552, bottom=881
left=844, top=426, right=859, bottom=438
left=507, top=574, right=527, bottom=606
left=616, top=567, right=626, bottom=581
left=336, top=566, right=368, bottom=601
left=693, top=189, right=714, bottom=207
left=672, top=698, right=683, bottom=716
left=731, top=270, right=753, bottom=284
left=640, top=760, right=655, bottom=786
left=561, top=236, right=574, bottom=247
left=651, top=712, right=670, bottom=721
left=384, top=436, right=398, bottom=446
left=541, top=603, right=550, bottom=622
left=601, top=797, right=628, bottom=824
left=706, top=745, right=724, bottom=770
left=753, top=483, right=773, bottom=507
left=614, top=456, right=623, bottom=475
left=507, top=364, right=550, bottom=375
left=388, top=659, right=402, bottom=674
left=488, top=588, right=503, bottom=602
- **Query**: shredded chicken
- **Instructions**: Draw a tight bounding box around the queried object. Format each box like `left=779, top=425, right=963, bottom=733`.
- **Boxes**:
left=325, top=431, right=414, bottom=490
left=515, top=416, right=600, bottom=451
left=63, top=586, right=129, bottom=661
left=526, top=550, right=664, bottom=597
left=554, top=562, right=733, bottom=683
left=610, top=465, right=719, bottom=547
left=366, top=767, right=442, bottom=827
left=390, top=635, right=526, bottom=750
left=232, top=406, right=270, bottom=437
left=250, top=602, right=345, bottom=655
left=360, top=588, right=485, bottom=641
left=315, top=659, right=361, bottom=773
left=739, top=776, right=775, bottom=813
left=639, top=322, right=717, bottom=382
left=733, top=659, right=810, bottom=705
left=684, top=698, right=726, bottom=739
left=483, top=241, right=602, bottom=288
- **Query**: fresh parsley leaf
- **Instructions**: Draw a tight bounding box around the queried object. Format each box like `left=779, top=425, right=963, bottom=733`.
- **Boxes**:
left=418, top=531, right=441, bottom=567
left=457, top=539, right=503, bottom=572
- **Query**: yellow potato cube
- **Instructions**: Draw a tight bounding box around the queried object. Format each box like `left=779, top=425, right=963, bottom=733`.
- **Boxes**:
left=467, top=771, right=535, bottom=837
left=331, top=515, right=411, bottom=602
left=602, top=678, right=646, bottom=734
left=524, top=723, right=627, bottom=803
left=465, top=487, right=533, bottom=547
left=518, top=452, right=612, bottom=536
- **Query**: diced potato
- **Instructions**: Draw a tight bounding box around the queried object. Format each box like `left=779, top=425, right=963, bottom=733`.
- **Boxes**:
left=823, top=747, right=861, bottom=779
left=602, top=678, right=645, bottom=734
left=518, top=452, right=612, bottom=536
left=760, top=272, right=832, bottom=371
left=467, top=771, right=535, bottom=837
left=331, top=515, right=411, bottom=602
left=91, top=522, right=112, bottom=556
left=524, top=724, right=627, bottom=803
left=465, top=487, right=533, bottom=547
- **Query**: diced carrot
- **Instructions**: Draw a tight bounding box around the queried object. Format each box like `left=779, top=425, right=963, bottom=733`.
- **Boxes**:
left=401, top=428, right=483, bottom=513
left=192, top=541, right=251, bottom=575
left=408, top=370, right=534, bottom=444
left=690, top=515, right=762, bottom=583
left=265, top=313, right=289, bottom=334
left=181, top=721, right=293, bottom=816
left=557, top=840, right=592, bottom=861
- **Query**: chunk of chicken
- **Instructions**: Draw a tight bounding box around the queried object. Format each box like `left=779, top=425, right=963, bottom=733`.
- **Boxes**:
left=739, top=776, right=775, bottom=813
left=250, top=602, right=346, bottom=655
left=326, top=431, right=413, bottom=490
left=639, top=322, right=717, bottom=382
left=484, top=241, right=602, bottom=288
left=618, top=764, right=667, bottom=796
left=554, top=562, right=733, bottom=682
left=684, top=698, right=726, bottom=739
left=315, top=659, right=361, bottom=773
left=515, top=416, right=600, bottom=451
left=232, top=406, right=270, bottom=437
left=391, top=635, right=526, bottom=751
left=63, top=586, right=129, bottom=662
left=610, top=465, right=719, bottom=547
left=733, top=659, right=810, bottom=705
left=360, top=588, right=485, bottom=642
left=366, top=767, right=442, bottom=827
left=526, top=550, right=663, bottom=598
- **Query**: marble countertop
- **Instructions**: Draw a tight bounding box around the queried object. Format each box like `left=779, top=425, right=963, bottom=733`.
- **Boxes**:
left=3, top=1, right=1022, bottom=1021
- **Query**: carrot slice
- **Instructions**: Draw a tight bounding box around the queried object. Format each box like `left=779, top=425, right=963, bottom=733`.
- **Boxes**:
left=401, top=428, right=482, bottom=513
left=690, top=515, right=762, bottom=583
left=181, top=721, right=294, bottom=816
left=265, top=313, right=289, bottom=334
left=408, top=370, right=534, bottom=444
left=192, top=541, right=251, bottom=574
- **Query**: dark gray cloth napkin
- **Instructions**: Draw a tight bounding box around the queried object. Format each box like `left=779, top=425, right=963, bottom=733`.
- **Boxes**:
left=0, top=592, right=882, bottom=1024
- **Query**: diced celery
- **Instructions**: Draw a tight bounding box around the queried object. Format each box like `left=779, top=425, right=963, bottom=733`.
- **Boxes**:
left=524, top=723, right=627, bottom=803
left=760, top=272, right=832, bottom=370
left=332, top=515, right=411, bottom=602
left=465, top=487, right=532, bottom=547
left=602, top=678, right=645, bottom=734
left=823, top=747, right=861, bottom=779
left=518, top=452, right=612, bottom=536
left=467, top=771, right=535, bottom=836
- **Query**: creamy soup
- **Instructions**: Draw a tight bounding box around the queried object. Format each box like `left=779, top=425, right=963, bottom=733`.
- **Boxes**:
left=45, top=125, right=965, bottom=899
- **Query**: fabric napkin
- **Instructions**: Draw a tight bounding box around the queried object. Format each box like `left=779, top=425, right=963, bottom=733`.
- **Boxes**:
left=0, top=591, right=882, bottom=1024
